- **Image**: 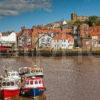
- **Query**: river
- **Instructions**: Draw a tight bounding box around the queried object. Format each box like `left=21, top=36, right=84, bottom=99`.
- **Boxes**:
left=0, top=55, right=100, bottom=100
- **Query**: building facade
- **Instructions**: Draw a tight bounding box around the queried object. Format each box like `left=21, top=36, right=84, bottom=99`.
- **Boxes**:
left=17, top=28, right=32, bottom=51
left=51, top=33, right=74, bottom=50
left=80, top=26, right=100, bottom=48
left=0, top=32, right=17, bottom=52
left=38, top=33, right=53, bottom=48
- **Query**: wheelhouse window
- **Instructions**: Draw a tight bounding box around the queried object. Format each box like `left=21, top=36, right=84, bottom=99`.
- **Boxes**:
left=30, top=81, right=33, bottom=85
left=0, top=82, right=1, bottom=87
left=7, top=82, right=10, bottom=86
left=26, top=81, right=29, bottom=85
left=11, top=82, right=14, bottom=86
left=3, top=82, right=6, bottom=86
left=39, top=80, right=41, bottom=84
left=35, top=81, right=38, bottom=84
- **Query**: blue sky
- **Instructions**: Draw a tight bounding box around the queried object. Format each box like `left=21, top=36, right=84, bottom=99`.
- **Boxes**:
left=0, top=0, right=100, bottom=32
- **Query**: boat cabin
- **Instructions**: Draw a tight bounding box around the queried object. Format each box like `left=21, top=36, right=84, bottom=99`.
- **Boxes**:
left=0, top=77, right=20, bottom=99
left=19, top=66, right=43, bottom=77
left=23, top=77, right=45, bottom=89
left=7, top=71, right=20, bottom=80
left=0, top=78, right=19, bottom=89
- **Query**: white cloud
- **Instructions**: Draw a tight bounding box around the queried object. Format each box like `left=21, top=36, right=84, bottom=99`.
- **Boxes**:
left=0, top=0, right=51, bottom=17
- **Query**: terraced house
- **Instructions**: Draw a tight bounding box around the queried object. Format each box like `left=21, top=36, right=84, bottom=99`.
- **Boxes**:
left=90, top=26, right=100, bottom=48
left=38, top=33, right=54, bottom=48
left=80, top=25, right=100, bottom=48
left=51, top=33, right=74, bottom=50
left=17, top=28, right=32, bottom=51
left=0, top=32, right=16, bottom=52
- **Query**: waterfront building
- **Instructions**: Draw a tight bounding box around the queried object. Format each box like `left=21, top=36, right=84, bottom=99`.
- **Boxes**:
left=17, top=28, right=32, bottom=51
left=0, top=32, right=17, bottom=52
left=80, top=24, right=90, bottom=38
left=90, top=26, right=100, bottom=48
left=81, top=37, right=92, bottom=49
left=38, top=33, right=53, bottom=48
left=92, top=36, right=100, bottom=48
left=80, top=26, right=100, bottom=48
left=51, top=33, right=74, bottom=50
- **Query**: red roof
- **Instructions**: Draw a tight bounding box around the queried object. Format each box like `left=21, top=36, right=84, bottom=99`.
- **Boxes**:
left=80, top=26, right=100, bottom=36
left=17, top=29, right=32, bottom=37
left=89, top=26, right=100, bottom=36
left=53, top=33, right=74, bottom=41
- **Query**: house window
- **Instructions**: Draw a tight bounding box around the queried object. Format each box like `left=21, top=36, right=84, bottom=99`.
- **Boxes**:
left=11, top=82, right=14, bottom=86
left=41, top=38, right=45, bottom=42
left=47, top=38, right=50, bottom=42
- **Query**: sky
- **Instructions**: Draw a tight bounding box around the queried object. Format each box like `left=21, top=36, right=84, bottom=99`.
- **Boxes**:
left=0, top=0, right=100, bottom=32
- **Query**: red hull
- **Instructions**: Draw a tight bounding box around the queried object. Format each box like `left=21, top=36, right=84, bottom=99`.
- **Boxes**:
left=1, top=89, right=20, bottom=99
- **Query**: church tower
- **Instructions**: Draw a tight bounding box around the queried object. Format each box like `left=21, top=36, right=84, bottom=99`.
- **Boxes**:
left=71, top=12, right=77, bottom=21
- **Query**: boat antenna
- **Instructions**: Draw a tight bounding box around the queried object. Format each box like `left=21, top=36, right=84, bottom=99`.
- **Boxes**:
left=4, top=69, right=8, bottom=77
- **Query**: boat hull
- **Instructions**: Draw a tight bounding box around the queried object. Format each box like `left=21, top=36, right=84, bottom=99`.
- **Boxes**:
left=0, top=89, right=20, bottom=99
left=20, top=88, right=45, bottom=97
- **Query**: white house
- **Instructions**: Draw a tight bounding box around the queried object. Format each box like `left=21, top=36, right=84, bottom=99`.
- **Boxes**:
left=51, top=33, right=74, bottom=50
left=0, top=32, right=16, bottom=47
left=92, top=36, right=100, bottom=48
left=38, top=33, right=53, bottom=48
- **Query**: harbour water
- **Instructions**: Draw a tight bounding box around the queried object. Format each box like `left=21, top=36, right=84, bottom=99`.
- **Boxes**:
left=0, top=55, right=100, bottom=100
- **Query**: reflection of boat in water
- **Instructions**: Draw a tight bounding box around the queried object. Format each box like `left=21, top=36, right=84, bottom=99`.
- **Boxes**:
left=0, top=77, right=20, bottom=100
left=20, top=77, right=46, bottom=97
left=19, top=65, right=44, bottom=77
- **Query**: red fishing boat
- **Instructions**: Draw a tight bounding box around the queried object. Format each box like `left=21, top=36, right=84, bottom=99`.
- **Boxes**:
left=0, top=77, right=20, bottom=100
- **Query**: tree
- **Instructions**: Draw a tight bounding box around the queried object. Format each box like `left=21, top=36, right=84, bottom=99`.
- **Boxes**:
left=85, top=16, right=98, bottom=26
left=74, top=20, right=82, bottom=26
left=95, top=19, right=100, bottom=26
